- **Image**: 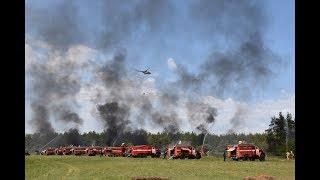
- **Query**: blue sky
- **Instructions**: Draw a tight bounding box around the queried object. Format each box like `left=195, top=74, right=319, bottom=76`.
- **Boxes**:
left=25, top=0, right=295, bottom=134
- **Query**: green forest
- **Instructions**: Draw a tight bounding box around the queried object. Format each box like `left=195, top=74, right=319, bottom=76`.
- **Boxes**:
left=25, top=112, right=294, bottom=156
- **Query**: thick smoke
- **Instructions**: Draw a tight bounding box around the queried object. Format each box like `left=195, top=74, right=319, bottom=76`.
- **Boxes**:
left=27, top=0, right=283, bottom=138
left=30, top=103, right=54, bottom=134
left=227, top=105, right=248, bottom=134
left=187, top=102, right=218, bottom=134
left=192, top=0, right=280, bottom=99
left=196, top=124, right=208, bottom=135
left=174, top=63, right=202, bottom=91
left=98, top=49, right=130, bottom=101
left=59, top=110, right=83, bottom=124
left=97, top=102, right=130, bottom=146
left=151, top=112, right=180, bottom=134
left=96, top=50, right=185, bottom=141
left=200, top=34, right=279, bottom=99
left=63, top=128, right=82, bottom=146
left=28, top=48, right=87, bottom=134
left=26, top=0, right=174, bottom=51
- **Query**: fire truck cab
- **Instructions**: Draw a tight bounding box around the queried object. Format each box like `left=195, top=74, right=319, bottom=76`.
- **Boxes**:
left=41, top=147, right=56, bottom=155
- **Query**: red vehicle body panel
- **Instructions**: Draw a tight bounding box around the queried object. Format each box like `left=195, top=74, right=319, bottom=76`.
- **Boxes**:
left=72, top=147, right=87, bottom=155
left=55, top=147, right=64, bottom=155
left=127, top=145, right=160, bottom=157
left=102, top=147, right=126, bottom=157
left=86, top=146, right=103, bottom=156
left=41, top=148, right=56, bottom=155
left=63, top=147, right=73, bottom=155
left=167, top=145, right=201, bottom=159
left=226, top=144, right=265, bottom=161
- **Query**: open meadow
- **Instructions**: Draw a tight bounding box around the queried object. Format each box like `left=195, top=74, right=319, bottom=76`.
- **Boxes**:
left=25, top=155, right=294, bottom=180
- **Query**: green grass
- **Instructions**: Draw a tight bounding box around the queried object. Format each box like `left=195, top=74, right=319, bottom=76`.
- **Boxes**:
left=25, top=155, right=294, bottom=180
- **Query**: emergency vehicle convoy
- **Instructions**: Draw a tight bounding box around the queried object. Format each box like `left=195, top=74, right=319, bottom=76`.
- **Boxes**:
left=225, top=141, right=266, bottom=161
left=38, top=141, right=266, bottom=161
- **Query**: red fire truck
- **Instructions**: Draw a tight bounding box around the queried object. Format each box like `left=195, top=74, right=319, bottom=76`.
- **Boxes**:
left=41, top=147, right=56, bottom=155
left=166, top=145, right=201, bottom=159
left=72, top=147, right=87, bottom=156
left=63, top=147, right=73, bottom=155
left=55, top=147, right=64, bottom=155
left=86, top=146, right=103, bottom=156
left=127, top=145, right=161, bottom=158
left=226, top=143, right=266, bottom=161
left=102, top=146, right=127, bottom=157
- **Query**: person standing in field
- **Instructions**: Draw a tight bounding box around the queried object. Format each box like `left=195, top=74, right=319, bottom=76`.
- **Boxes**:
left=286, top=151, right=290, bottom=160
left=223, top=151, right=226, bottom=161
left=290, top=151, right=294, bottom=159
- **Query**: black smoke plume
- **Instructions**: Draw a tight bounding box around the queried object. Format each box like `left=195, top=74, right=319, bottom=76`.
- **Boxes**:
left=227, top=105, right=247, bottom=134
left=27, top=0, right=284, bottom=137
left=62, top=128, right=82, bottom=146
left=97, top=102, right=130, bottom=146
left=28, top=49, right=85, bottom=134
left=187, top=102, right=218, bottom=134
left=30, top=103, right=54, bottom=134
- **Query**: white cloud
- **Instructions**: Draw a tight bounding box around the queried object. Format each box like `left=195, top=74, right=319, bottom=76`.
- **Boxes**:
left=203, top=94, right=295, bottom=134
left=167, top=58, right=177, bottom=71
left=25, top=44, right=38, bottom=72
left=65, top=45, right=97, bottom=65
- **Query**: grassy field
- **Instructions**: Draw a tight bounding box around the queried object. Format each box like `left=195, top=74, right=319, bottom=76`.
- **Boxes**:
left=25, top=155, right=294, bottom=180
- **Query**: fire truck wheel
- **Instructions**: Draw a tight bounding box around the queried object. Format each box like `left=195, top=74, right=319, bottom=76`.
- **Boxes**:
left=180, top=153, right=186, bottom=159
left=259, top=154, right=265, bottom=161
left=243, top=156, right=248, bottom=161
left=196, top=154, right=201, bottom=159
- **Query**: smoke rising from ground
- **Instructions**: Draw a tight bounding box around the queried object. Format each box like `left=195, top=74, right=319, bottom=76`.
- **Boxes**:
left=63, top=128, right=82, bottom=146
left=26, top=0, right=284, bottom=138
left=187, top=102, right=218, bottom=134
left=30, top=103, right=54, bottom=134
left=27, top=46, right=90, bottom=134
left=97, top=102, right=130, bottom=146
left=227, top=105, right=248, bottom=134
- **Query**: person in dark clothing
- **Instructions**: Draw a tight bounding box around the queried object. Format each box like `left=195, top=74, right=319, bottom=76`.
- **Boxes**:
left=223, top=151, right=226, bottom=161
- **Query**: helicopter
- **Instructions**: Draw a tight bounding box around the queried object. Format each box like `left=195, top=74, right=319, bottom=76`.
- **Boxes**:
left=136, top=68, right=151, bottom=75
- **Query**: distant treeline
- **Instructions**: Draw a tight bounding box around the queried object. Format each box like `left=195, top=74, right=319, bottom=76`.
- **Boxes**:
left=25, top=112, right=294, bottom=156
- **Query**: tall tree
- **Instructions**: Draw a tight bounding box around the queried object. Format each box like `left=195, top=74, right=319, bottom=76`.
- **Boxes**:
left=265, top=112, right=295, bottom=155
